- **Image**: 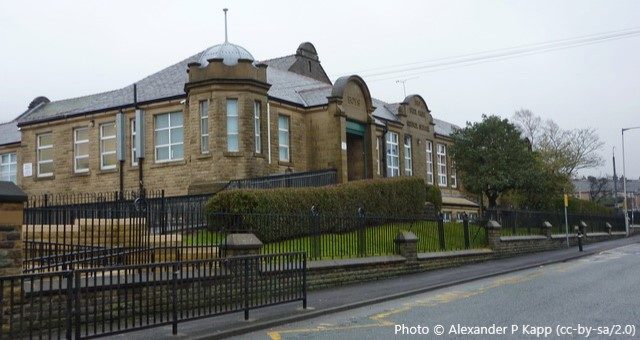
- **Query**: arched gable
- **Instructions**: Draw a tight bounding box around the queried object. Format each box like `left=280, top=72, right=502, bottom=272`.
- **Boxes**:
left=403, top=94, right=433, bottom=124
left=331, top=75, right=374, bottom=118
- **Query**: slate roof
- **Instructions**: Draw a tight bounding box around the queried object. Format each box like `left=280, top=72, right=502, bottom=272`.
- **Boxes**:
left=13, top=44, right=462, bottom=139
left=0, top=120, right=20, bottom=146
left=433, top=118, right=459, bottom=137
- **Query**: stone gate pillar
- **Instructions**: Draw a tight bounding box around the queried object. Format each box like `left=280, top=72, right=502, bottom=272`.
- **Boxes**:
left=0, top=182, right=26, bottom=276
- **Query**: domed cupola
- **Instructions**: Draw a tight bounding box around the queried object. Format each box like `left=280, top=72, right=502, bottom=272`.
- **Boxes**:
left=198, top=9, right=254, bottom=67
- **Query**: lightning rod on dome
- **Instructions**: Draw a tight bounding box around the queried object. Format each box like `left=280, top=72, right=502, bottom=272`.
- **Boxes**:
left=223, top=8, right=228, bottom=43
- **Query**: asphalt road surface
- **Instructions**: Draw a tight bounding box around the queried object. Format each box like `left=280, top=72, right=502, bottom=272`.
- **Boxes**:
left=237, top=243, right=640, bottom=339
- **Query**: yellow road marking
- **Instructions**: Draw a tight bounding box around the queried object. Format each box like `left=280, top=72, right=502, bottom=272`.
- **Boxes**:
left=267, top=270, right=543, bottom=339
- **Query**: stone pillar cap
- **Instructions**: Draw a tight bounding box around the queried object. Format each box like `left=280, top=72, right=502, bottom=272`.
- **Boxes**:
left=605, top=222, right=612, bottom=228
left=486, top=220, right=502, bottom=229
left=224, top=233, right=263, bottom=249
left=579, top=221, right=588, bottom=228
left=542, top=221, right=553, bottom=228
left=0, top=182, right=27, bottom=203
left=394, top=230, right=418, bottom=242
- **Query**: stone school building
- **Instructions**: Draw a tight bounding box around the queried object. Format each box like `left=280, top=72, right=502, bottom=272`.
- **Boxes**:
left=0, top=38, right=478, bottom=219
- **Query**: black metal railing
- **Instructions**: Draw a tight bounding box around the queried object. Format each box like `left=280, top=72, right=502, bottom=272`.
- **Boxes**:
left=225, top=169, right=337, bottom=190
left=484, top=209, right=626, bottom=236
left=0, top=252, right=306, bottom=339
left=207, top=211, right=487, bottom=260
left=22, top=206, right=226, bottom=273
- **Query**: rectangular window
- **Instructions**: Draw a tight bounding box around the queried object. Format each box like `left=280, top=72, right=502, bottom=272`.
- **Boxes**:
left=100, top=122, right=117, bottom=170
left=73, top=127, right=89, bottom=173
left=426, top=140, right=434, bottom=184
left=154, top=112, right=184, bottom=162
left=386, top=132, right=399, bottom=177
left=200, top=100, right=209, bottom=154
left=451, top=162, right=457, bottom=188
left=227, top=99, right=238, bottom=152
left=437, top=143, right=447, bottom=187
left=0, top=153, right=17, bottom=183
left=254, top=101, right=261, bottom=153
left=376, top=137, right=381, bottom=175
left=37, top=133, right=53, bottom=177
left=131, top=119, right=138, bottom=166
left=404, top=135, right=413, bottom=176
left=278, top=115, right=290, bottom=162
left=442, top=211, right=452, bottom=222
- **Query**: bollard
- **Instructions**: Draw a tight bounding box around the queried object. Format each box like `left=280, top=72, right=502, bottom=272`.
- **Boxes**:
left=574, top=225, right=583, bottom=252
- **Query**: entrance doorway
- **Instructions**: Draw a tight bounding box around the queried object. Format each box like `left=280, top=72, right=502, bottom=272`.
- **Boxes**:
left=346, top=121, right=367, bottom=181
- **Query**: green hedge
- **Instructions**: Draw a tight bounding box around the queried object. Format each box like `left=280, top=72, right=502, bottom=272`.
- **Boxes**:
left=205, top=177, right=439, bottom=242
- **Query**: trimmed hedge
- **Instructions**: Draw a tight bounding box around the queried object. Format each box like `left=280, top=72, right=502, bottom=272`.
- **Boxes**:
left=205, top=177, right=439, bottom=242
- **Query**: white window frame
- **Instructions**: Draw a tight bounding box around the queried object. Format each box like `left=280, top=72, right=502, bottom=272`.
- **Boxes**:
left=386, top=132, right=400, bottom=177
left=254, top=101, right=261, bottom=154
left=426, top=140, right=434, bottom=184
left=227, top=99, right=239, bottom=152
left=100, top=122, right=117, bottom=170
left=37, top=133, right=53, bottom=177
left=73, top=127, right=89, bottom=173
left=451, top=162, right=457, bottom=188
left=200, top=100, right=209, bottom=154
left=278, top=114, right=290, bottom=162
left=404, top=135, right=412, bottom=176
left=131, top=119, right=138, bottom=166
left=376, top=137, right=381, bottom=175
left=0, top=153, right=17, bottom=184
left=154, top=112, right=184, bottom=163
left=437, top=143, right=447, bottom=187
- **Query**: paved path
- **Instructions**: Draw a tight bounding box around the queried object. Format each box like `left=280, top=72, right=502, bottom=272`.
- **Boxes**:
left=245, top=243, right=640, bottom=339
left=119, top=235, right=640, bottom=339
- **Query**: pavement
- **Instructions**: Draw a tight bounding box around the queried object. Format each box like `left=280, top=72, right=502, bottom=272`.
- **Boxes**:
left=244, top=243, right=640, bottom=339
left=119, top=234, right=640, bottom=339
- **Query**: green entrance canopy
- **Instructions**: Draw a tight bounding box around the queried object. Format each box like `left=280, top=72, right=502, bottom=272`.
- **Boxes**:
left=346, top=121, right=366, bottom=136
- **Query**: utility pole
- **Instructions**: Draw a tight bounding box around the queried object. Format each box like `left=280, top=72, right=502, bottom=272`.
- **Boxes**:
left=622, top=126, right=640, bottom=236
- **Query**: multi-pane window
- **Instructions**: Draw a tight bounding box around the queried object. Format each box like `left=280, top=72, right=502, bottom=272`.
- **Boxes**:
left=73, top=127, right=89, bottom=173
left=131, top=119, right=138, bottom=166
left=227, top=99, right=238, bottom=152
left=37, top=133, right=53, bottom=177
left=451, top=162, right=457, bottom=188
left=442, top=211, right=452, bottom=222
left=254, top=101, right=261, bottom=153
left=437, top=143, right=447, bottom=187
left=386, top=132, right=399, bottom=177
left=0, top=153, right=17, bottom=183
left=154, top=112, right=184, bottom=162
left=100, top=122, right=117, bottom=170
left=404, top=135, right=412, bottom=176
left=426, top=140, right=434, bottom=184
left=200, top=100, right=209, bottom=154
left=278, top=115, right=290, bottom=162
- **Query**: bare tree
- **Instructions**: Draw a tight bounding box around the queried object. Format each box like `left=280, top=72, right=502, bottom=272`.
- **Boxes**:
left=512, top=110, right=604, bottom=177
left=588, top=176, right=609, bottom=203
left=513, top=109, right=542, bottom=145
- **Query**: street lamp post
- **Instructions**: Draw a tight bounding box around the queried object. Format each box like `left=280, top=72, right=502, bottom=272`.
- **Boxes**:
left=622, top=126, right=640, bottom=236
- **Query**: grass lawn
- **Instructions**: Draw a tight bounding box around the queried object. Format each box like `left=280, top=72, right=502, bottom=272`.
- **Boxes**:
left=185, top=220, right=487, bottom=260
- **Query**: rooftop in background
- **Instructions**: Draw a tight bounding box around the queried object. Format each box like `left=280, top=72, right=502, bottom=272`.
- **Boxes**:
left=573, top=177, right=640, bottom=193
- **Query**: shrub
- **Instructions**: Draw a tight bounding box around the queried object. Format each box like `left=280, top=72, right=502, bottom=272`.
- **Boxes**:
left=425, top=184, right=442, bottom=212
left=205, top=177, right=435, bottom=242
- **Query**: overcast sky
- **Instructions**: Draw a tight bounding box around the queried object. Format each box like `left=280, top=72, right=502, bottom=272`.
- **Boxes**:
left=1, top=0, right=638, bottom=179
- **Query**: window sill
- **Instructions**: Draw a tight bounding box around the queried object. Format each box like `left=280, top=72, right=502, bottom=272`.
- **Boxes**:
left=254, top=153, right=265, bottom=159
left=278, top=161, right=293, bottom=167
left=71, top=171, right=91, bottom=177
left=151, top=159, right=187, bottom=169
left=196, top=154, right=213, bottom=160
left=223, top=152, right=244, bottom=158
left=98, top=169, right=118, bottom=175
left=34, top=175, right=55, bottom=181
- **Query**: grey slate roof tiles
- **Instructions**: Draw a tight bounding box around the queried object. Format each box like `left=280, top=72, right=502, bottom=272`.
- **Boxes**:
left=0, top=120, right=20, bottom=146
left=10, top=45, right=460, bottom=138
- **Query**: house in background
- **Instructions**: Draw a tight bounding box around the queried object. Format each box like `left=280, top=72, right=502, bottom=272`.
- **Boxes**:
left=0, top=34, right=479, bottom=218
left=572, top=177, right=640, bottom=216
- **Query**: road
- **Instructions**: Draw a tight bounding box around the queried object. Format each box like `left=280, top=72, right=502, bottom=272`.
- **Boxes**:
left=238, top=243, right=640, bottom=339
